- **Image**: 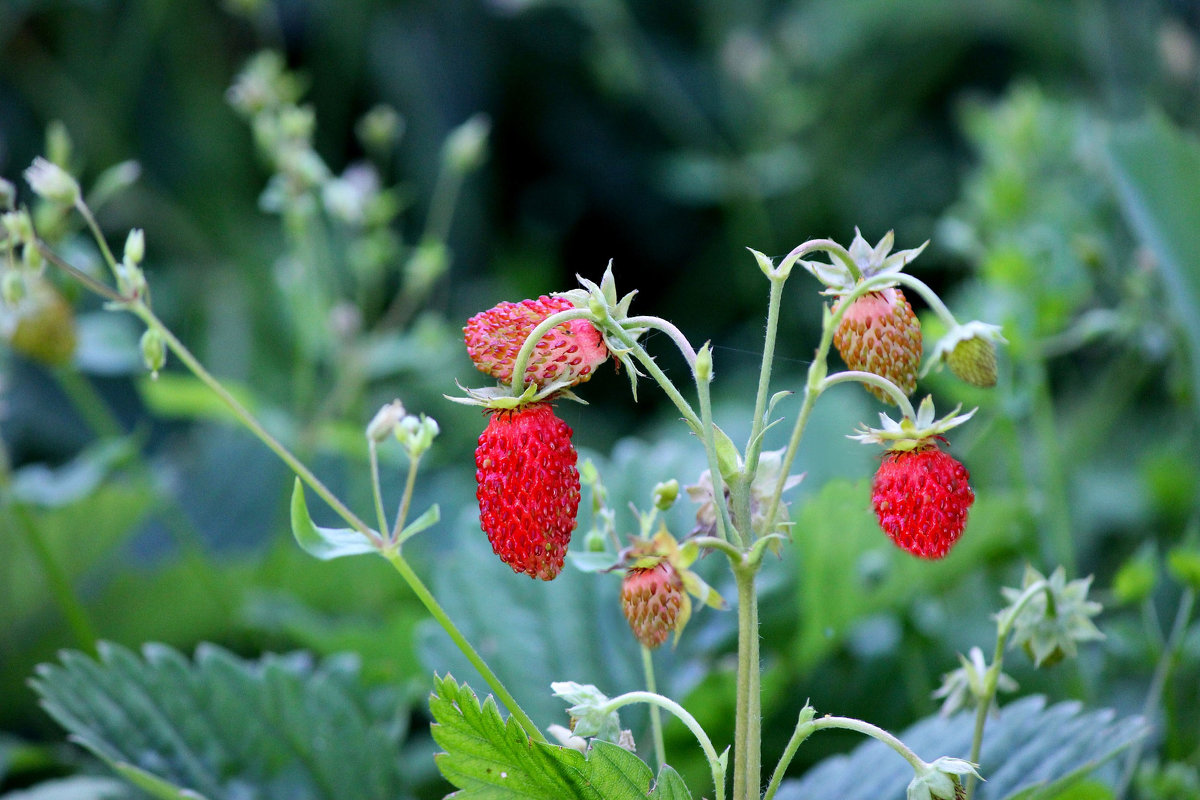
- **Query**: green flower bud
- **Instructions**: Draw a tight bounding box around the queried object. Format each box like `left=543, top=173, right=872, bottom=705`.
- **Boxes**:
left=367, top=400, right=406, bottom=443
left=695, top=342, right=713, bottom=382
left=124, top=229, right=145, bottom=265
left=0, top=178, right=15, bottom=211
left=140, top=327, right=167, bottom=376
left=46, top=121, right=73, bottom=169
left=2, top=270, right=27, bottom=307
left=652, top=479, right=679, bottom=511
left=442, top=114, right=490, bottom=174
left=2, top=210, right=33, bottom=245
left=24, top=157, right=81, bottom=206
left=22, top=242, right=44, bottom=271
left=356, top=104, right=404, bottom=152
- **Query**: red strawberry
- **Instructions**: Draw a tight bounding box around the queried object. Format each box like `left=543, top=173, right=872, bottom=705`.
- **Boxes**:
left=871, top=443, right=973, bottom=559
left=620, top=563, right=684, bottom=649
left=464, top=296, right=607, bottom=389
left=833, top=288, right=922, bottom=402
left=475, top=402, right=580, bottom=580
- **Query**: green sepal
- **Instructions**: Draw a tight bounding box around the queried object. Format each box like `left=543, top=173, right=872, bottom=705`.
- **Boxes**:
left=290, top=479, right=378, bottom=560
left=710, top=424, right=742, bottom=483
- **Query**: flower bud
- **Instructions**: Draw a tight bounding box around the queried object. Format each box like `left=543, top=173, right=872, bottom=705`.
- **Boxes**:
left=124, top=229, right=145, bottom=265
left=396, top=413, right=439, bottom=459
left=2, top=270, right=26, bottom=307
left=652, top=479, right=679, bottom=511
left=907, top=757, right=979, bottom=800
left=46, top=121, right=73, bottom=169
left=1, top=210, right=33, bottom=246
left=0, top=178, right=15, bottom=211
left=140, top=327, right=167, bottom=377
left=22, top=242, right=44, bottom=272
left=356, top=104, right=404, bottom=152
left=694, top=342, right=713, bottom=382
left=442, top=114, right=490, bottom=174
left=583, top=527, right=607, bottom=553
left=24, top=157, right=81, bottom=206
left=367, top=399, right=406, bottom=443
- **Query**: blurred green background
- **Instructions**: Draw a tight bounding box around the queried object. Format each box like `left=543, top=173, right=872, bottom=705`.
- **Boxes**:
left=2, top=1, right=1200, bottom=798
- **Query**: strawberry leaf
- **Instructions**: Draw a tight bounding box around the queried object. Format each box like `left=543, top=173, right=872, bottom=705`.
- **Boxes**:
left=289, top=479, right=378, bottom=560
left=774, top=695, right=1146, bottom=800
left=430, top=675, right=692, bottom=799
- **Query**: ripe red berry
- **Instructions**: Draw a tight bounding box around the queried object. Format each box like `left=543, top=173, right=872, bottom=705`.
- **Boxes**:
left=475, top=403, right=580, bottom=580
left=464, top=296, right=607, bottom=390
left=620, top=563, right=684, bottom=649
left=871, top=444, right=974, bottom=559
left=833, top=288, right=922, bottom=402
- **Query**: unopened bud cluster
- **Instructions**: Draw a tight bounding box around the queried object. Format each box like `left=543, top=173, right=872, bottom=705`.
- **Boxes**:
left=367, top=399, right=439, bottom=459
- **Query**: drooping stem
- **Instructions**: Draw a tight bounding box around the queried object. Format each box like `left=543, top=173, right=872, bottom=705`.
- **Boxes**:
left=732, top=560, right=761, bottom=800
left=799, top=715, right=925, bottom=770
left=763, top=706, right=816, bottom=800
left=820, top=371, right=916, bottom=419
left=599, top=691, right=725, bottom=800
left=641, top=645, right=666, bottom=772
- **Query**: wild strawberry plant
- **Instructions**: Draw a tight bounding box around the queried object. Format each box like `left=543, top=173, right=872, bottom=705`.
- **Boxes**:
left=3, top=143, right=1141, bottom=800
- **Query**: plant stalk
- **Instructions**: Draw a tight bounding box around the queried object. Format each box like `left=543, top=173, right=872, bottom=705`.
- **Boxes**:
left=732, top=560, right=761, bottom=800
left=641, top=645, right=667, bottom=772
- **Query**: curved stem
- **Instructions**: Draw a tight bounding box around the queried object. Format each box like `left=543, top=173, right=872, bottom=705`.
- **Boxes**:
left=641, top=646, right=666, bottom=773
left=801, top=716, right=925, bottom=770
left=601, top=691, right=725, bottom=800
left=510, top=307, right=596, bottom=391
left=35, top=240, right=125, bottom=303
left=820, top=371, right=917, bottom=419
left=623, top=315, right=697, bottom=368
left=763, top=706, right=816, bottom=800
left=777, top=238, right=859, bottom=280
left=73, top=197, right=120, bottom=274
left=602, top=321, right=703, bottom=430
left=891, top=273, right=959, bottom=330
left=690, top=535, right=746, bottom=563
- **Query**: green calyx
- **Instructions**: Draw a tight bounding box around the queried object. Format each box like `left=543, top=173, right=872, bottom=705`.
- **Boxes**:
left=799, top=228, right=929, bottom=294
left=848, top=395, right=976, bottom=452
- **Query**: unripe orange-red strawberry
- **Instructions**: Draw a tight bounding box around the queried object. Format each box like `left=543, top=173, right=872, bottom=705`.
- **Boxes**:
left=833, top=287, right=921, bottom=403
left=464, top=296, right=607, bottom=390
left=872, top=443, right=973, bottom=559
left=620, top=562, right=684, bottom=649
left=475, top=402, right=580, bottom=580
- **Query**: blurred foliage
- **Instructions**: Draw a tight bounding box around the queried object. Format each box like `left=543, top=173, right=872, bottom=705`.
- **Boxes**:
left=3, top=0, right=1200, bottom=799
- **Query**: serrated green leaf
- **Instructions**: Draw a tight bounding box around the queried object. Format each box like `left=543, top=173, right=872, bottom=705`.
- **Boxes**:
left=30, top=643, right=408, bottom=800
left=289, top=479, right=377, bottom=560
left=775, top=695, right=1146, bottom=800
left=649, top=765, right=693, bottom=800
left=430, top=675, right=687, bottom=800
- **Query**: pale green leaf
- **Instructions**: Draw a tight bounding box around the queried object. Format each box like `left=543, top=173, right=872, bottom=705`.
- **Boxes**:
left=289, top=479, right=377, bottom=560
left=395, top=503, right=440, bottom=545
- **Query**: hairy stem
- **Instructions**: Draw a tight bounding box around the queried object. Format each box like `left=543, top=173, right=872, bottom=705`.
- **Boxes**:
left=391, top=453, right=422, bottom=542
left=739, top=273, right=787, bottom=537
left=732, top=561, right=761, bottom=800
left=641, top=645, right=666, bottom=772
left=601, top=691, right=725, bottom=800
left=696, top=346, right=738, bottom=545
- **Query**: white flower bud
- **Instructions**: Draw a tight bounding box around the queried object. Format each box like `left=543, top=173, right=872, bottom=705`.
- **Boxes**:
left=442, top=114, right=490, bottom=174
left=367, top=400, right=406, bottom=443
left=140, top=327, right=167, bottom=377
left=24, top=157, right=81, bottom=206
left=124, top=229, right=145, bottom=264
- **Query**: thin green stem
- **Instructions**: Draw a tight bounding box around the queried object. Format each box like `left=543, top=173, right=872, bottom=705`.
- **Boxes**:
left=641, top=646, right=666, bottom=773
left=763, top=707, right=817, bottom=800
left=743, top=274, right=786, bottom=474
left=696, top=347, right=737, bottom=545
left=367, top=440, right=390, bottom=539
left=390, top=453, right=421, bottom=542
left=819, top=371, right=917, bottom=419
left=603, top=321, right=703, bottom=430
left=802, top=716, right=925, bottom=770
left=600, top=691, right=724, bottom=800
left=73, top=198, right=120, bottom=274
left=9, top=503, right=99, bottom=655
left=732, top=561, right=761, bottom=800
left=891, top=273, right=959, bottom=329
left=510, top=308, right=596, bottom=392
left=383, top=551, right=547, bottom=744
left=35, top=239, right=125, bottom=303
left=131, top=303, right=383, bottom=548
left=776, top=238, right=859, bottom=280
left=689, top=535, right=746, bottom=563
left=623, top=315, right=697, bottom=368
left=965, top=578, right=1050, bottom=800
